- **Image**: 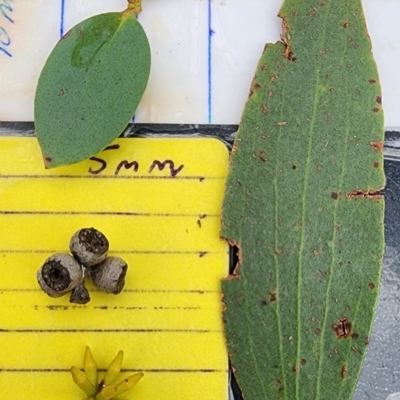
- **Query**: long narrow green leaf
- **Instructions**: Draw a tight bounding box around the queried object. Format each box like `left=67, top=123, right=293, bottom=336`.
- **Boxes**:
left=34, top=10, right=150, bottom=168
left=221, top=1, right=385, bottom=399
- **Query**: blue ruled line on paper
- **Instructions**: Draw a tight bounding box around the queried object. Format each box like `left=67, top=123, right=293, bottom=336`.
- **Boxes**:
left=60, top=0, right=66, bottom=38
left=207, top=0, right=214, bottom=124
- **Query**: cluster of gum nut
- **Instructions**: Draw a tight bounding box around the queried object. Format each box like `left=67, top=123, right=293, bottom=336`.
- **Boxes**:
left=37, top=228, right=128, bottom=304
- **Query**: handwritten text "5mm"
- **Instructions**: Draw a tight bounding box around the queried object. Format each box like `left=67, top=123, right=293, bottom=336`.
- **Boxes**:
left=88, top=144, right=185, bottom=177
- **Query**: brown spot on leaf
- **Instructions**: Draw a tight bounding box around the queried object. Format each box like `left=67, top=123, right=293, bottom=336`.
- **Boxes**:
left=329, top=88, right=335, bottom=92
left=315, top=328, right=321, bottom=335
left=370, top=141, right=383, bottom=152
left=351, top=333, right=359, bottom=339
left=249, top=82, right=261, bottom=96
left=59, top=89, right=65, bottom=96
left=286, top=51, right=297, bottom=61
left=300, top=359, right=306, bottom=366
left=332, top=317, right=352, bottom=339
left=275, top=379, right=281, bottom=386
left=260, top=300, right=267, bottom=307
left=77, top=29, right=84, bottom=36
left=293, top=364, right=298, bottom=373
left=331, top=192, right=339, bottom=200
left=292, top=165, right=297, bottom=170
left=343, top=22, right=349, bottom=28
left=45, top=157, right=52, bottom=163
left=270, top=292, right=277, bottom=302
left=280, top=16, right=297, bottom=61
left=253, top=151, right=267, bottom=162
left=334, top=347, right=339, bottom=354
left=365, top=337, right=370, bottom=345
left=277, top=121, right=287, bottom=126
left=372, top=107, right=380, bottom=113
left=262, top=104, right=268, bottom=114
left=60, top=29, right=72, bottom=41
left=341, top=365, right=347, bottom=378
left=313, top=250, right=319, bottom=256
left=376, top=95, right=382, bottom=104
left=373, top=162, right=380, bottom=168
left=369, top=79, right=376, bottom=84
left=368, top=282, right=375, bottom=290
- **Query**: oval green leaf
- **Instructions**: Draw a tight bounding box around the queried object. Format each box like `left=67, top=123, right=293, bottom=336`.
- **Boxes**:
left=221, top=0, right=385, bottom=399
left=34, top=10, right=150, bottom=168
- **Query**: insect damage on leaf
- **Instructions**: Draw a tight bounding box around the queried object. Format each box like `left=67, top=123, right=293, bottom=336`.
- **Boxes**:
left=34, top=7, right=151, bottom=168
left=221, top=1, right=385, bottom=399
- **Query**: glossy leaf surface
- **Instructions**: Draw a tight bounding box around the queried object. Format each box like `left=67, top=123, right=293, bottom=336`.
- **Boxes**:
left=221, top=1, right=385, bottom=399
left=35, top=11, right=150, bottom=168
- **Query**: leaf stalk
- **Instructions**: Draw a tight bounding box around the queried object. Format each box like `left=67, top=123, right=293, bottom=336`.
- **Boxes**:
left=127, top=0, right=142, bottom=16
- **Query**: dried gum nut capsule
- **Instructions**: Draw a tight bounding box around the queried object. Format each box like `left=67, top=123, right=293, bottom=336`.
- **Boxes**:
left=69, top=281, right=91, bottom=304
left=70, top=227, right=109, bottom=267
left=90, top=257, right=128, bottom=294
left=37, top=253, right=83, bottom=297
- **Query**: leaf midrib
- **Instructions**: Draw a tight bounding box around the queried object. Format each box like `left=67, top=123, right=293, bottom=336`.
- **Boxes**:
left=61, top=14, right=126, bottom=149
left=293, top=3, right=333, bottom=399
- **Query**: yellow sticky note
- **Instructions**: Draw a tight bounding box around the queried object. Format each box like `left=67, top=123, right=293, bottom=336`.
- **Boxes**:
left=0, top=137, right=229, bottom=400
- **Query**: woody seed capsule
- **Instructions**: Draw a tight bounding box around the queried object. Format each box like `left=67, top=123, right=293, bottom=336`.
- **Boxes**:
left=37, top=253, right=83, bottom=297
left=90, top=257, right=128, bottom=294
left=70, top=281, right=91, bottom=304
left=70, top=227, right=109, bottom=267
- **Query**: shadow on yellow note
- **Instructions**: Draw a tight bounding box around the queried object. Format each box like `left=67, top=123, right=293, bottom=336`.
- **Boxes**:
left=0, top=137, right=229, bottom=400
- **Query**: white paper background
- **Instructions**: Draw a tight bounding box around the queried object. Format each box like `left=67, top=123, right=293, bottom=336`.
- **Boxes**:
left=1, top=0, right=399, bottom=127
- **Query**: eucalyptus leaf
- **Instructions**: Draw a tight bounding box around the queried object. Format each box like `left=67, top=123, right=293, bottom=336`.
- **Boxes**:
left=221, top=1, right=385, bottom=399
left=34, top=10, right=150, bottom=168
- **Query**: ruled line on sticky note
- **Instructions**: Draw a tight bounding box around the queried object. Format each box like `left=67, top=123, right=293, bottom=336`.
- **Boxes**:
left=4, top=373, right=229, bottom=399
left=0, top=174, right=225, bottom=180
left=2, top=368, right=227, bottom=373
left=0, top=137, right=229, bottom=400
left=0, top=288, right=219, bottom=294
left=0, top=210, right=220, bottom=217
left=0, top=329, right=223, bottom=333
